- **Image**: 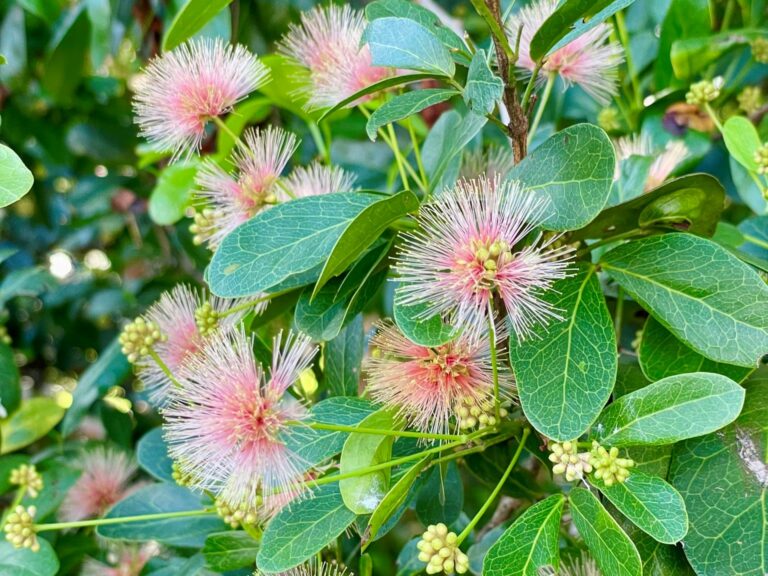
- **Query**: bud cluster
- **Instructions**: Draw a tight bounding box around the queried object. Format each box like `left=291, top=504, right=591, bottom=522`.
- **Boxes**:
left=456, top=397, right=507, bottom=430
left=3, top=505, right=39, bottom=551
left=738, top=86, right=763, bottom=114
left=751, top=38, right=768, bottom=64
left=119, top=317, right=166, bottom=363
left=416, top=523, right=469, bottom=575
left=590, top=441, right=635, bottom=486
left=754, top=143, right=768, bottom=175
left=548, top=441, right=593, bottom=482
left=685, top=79, right=721, bottom=106
left=597, top=107, right=621, bottom=132
left=190, top=208, right=219, bottom=246
left=194, top=301, right=220, bottom=337
left=470, top=239, right=513, bottom=289
left=215, top=498, right=259, bottom=529
left=10, top=464, right=44, bottom=498
left=171, top=461, right=195, bottom=487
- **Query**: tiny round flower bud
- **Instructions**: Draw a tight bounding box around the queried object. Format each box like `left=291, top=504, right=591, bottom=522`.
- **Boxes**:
left=416, top=524, right=466, bottom=574
left=119, top=317, right=165, bottom=363
left=3, top=505, right=39, bottom=552
left=686, top=79, right=722, bottom=105
left=754, top=142, right=768, bottom=175
left=590, top=441, right=634, bottom=485
left=548, top=441, right=592, bottom=482
left=738, top=86, right=763, bottom=114
left=751, top=38, right=768, bottom=64
left=9, top=464, right=44, bottom=498
left=194, top=301, right=220, bottom=337
left=215, top=498, right=261, bottom=529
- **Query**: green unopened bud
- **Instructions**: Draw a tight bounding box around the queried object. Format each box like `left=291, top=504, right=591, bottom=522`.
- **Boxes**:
left=118, top=317, right=165, bottom=363
left=171, top=461, right=196, bottom=487
left=194, top=301, right=220, bottom=337
left=417, top=523, right=468, bottom=574
left=548, top=440, right=592, bottom=482
left=190, top=208, right=217, bottom=246
left=3, top=505, right=39, bottom=552
left=215, top=498, right=261, bottom=529
left=738, top=86, right=763, bottom=115
left=590, top=441, right=634, bottom=486
left=754, top=142, right=768, bottom=175
left=597, top=107, right=621, bottom=132
left=751, top=38, right=768, bottom=64
left=686, top=79, right=721, bottom=105
left=9, top=464, right=43, bottom=498
left=456, top=397, right=507, bottom=430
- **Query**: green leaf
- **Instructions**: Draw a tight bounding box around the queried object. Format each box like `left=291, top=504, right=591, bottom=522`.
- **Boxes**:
left=723, top=116, right=762, bottom=173
left=511, top=266, right=616, bottom=441
left=639, top=316, right=752, bottom=383
left=86, top=0, right=110, bottom=70
left=365, top=455, right=431, bottom=547
left=202, top=531, right=259, bottom=572
left=424, top=110, right=487, bottom=193
left=0, top=269, right=54, bottom=308
left=609, top=154, right=653, bottom=206
left=730, top=155, right=768, bottom=215
left=625, top=522, right=696, bottom=576
left=365, top=0, right=467, bottom=59
left=148, top=162, right=198, bottom=226
left=508, top=124, right=615, bottom=231
left=98, top=484, right=224, bottom=547
left=257, top=483, right=357, bottom=573
left=313, top=191, right=418, bottom=296
left=593, top=470, right=688, bottom=544
left=414, top=461, right=464, bottom=525
left=363, top=17, right=455, bottom=77
left=42, top=6, right=89, bottom=103
left=483, top=494, right=565, bottom=576
left=0, top=343, right=20, bottom=416
left=669, top=378, right=768, bottom=576
left=393, top=293, right=457, bottom=347
left=601, top=233, right=768, bottom=367
left=0, top=398, right=64, bottom=454
left=0, top=144, right=33, bottom=208
left=574, top=174, right=725, bottom=240
left=61, top=338, right=131, bottom=435
left=366, top=90, right=457, bottom=141
left=324, top=315, right=365, bottom=396
left=655, top=0, right=711, bottom=87
left=285, top=397, right=376, bottom=472
left=340, top=407, right=403, bottom=514
left=529, top=0, right=636, bottom=60
left=209, top=193, right=382, bottom=298
left=671, top=30, right=766, bottom=79
left=569, top=487, right=642, bottom=576
left=136, top=427, right=174, bottom=482
left=594, top=372, right=745, bottom=446
left=162, top=0, right=233, bottom=51
left=464, top=49, right=503, bottom=115
left=0, top=538, right=59, bottom=576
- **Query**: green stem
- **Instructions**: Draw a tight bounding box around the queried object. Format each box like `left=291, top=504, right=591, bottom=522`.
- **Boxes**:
left=430, top=430, right=516, bottom=467
left=527, top=72, right=556, bottom=146
left=574, top=228, right=649, bottom=258
left=211, top=115, right=242, bottom=147
left=218, top=293, right=280, bottom=318
left=614, top=287, right=625, bottom=349
left=308, top=121, right=330, bottom=164
left=407, top=117, right=428, bottom=191
left=721, top=0, right=735, bottom=30
left=387, top=122, right=410, bottom=191
left=35, top=509, right=213, bottom=533
left=705, top=103, right=724, bottom=133
left=614, top=11, right=642, bottom=110
left=487, top=300, right=501, bottom=422
left=302, top=421, right=467, bottom=443
left=148, top=349, right=182, bottom=389
left=520, top=62, right=543, bottom=111
left=1, top=486, right=26, bottom=528
left=457, top=428, right=530, bottom=545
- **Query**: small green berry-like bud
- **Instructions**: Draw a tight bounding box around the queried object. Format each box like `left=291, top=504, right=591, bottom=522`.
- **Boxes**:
left=9, top=464, right=44, bottom=498
left=215, top=498, right=260, bottom=529
left=754, top=142, right=768, bottom=175
left=548, top=440, right=593, bottom=482
left=3, top=505, right=39, bottom=552
left=597, top=107, right=621, bottom=132
left=751, top=37, right=768, bottom=64
left=590, top=441, right=634, bottom=485
left=194, top=301, right=220, bottom=337
left=119, top=317, right=165, bottom=363
left=738, top=86, right=763, bottom=114
left=686, top=79, right=721, bottom=105
left=416, top=524, right=466, bottom=574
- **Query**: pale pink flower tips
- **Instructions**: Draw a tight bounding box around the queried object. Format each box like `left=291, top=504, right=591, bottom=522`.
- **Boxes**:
left=394, top=177, right=572, bottom=339
left=133, top=38, right=269, bottom=159
left=366, top=322, right=512, bottom=435
left=615, top=134, right=689, bottom=191
left=509, top=0, right=624, bottom=104
left=279, top=4, right=392, bottom=109
left=193, top=126, right=299, bottom=248
left=163, top=329, right=317, bottom=510
left=60, top=448, right=139, bottom=522
left=283, top=162, right=358, bottom=200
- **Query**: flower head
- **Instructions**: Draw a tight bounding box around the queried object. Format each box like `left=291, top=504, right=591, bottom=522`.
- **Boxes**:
left=751, top=37, right=768, bottom=63
left=134, top=284, right=251, bottom=404
left=394, top=177, right=572, bottom=338
left=365, top=322, right=512, bottom=435
left=133, top=38, right=268, bottom=159
left=615, top=134, right=689, bottom=191
left=59, top=448, right=139, bottom=522
left=686, top=78, right=722, bottom=105
left=192, top=126, right=299, bottom=248
left=755, top=142, right=768, bottom=175
left=460, top=146, right=515, bottom=181
left=508, top=0, right=624, bottom=104
left=548, top=440, right=593, bottom=482
left=163, top=328, right=317, bottom=510
left=589, top=441, right=634, bottom=486
left=738, top=86, right=762, bottom=114
left=283, top=162, right=358, bottom=200
left=3, top=505, right=38, bottom=551
left=417, top=523, right=469, bottom=575
left=10, top=464, right=43, bottom=498
left=279, top=4, right=392, bottom=109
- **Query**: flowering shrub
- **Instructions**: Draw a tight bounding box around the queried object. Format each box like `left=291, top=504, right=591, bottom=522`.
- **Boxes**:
left=0, top=1, right=767, bottom=576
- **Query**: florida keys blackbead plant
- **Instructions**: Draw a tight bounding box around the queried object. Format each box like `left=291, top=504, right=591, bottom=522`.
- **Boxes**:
left=1, top=1, right=768, bottom=575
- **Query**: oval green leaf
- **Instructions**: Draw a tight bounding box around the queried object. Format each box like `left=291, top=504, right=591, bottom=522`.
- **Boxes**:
left=202, top=531, right=259, bottom=573
left=0, top=144, right=33, bottom=208
left=723, top=116, right=762, bottom=173
left=136, top=427, right=174, bottom=482
left=601, top=233, right=768, bottom=367
left=483, top=494, right=565, bottom=576
left=148, top=162, right=197, bottom=226
left=1, top=397, right=65, bottom=454
left=508, top=124, right=615, bottom=231
left=366, top=90, right=457, bottom=141
left=595, top=372, right=745, bottom=446
left=0, top=538, right=59, bottom=576
left=511, top=266, right=616, bottom=441
left=464, top=49, right=503, bottom=115
left=0, top=342, right=20, bottom=416
left=162, top=0, right=234, bottom=51
left=569, top=487, right=642, bottom=576
left=393, top=294, right=457, bottom=348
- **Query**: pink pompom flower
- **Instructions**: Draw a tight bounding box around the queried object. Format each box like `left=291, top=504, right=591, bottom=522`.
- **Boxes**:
left=277, top=563, right=349, bottom=576
left=163, top=328, right=317, bottom=509
left=133, top=38, right=269, bottom=159
left=59, top=448, right=140, bottom=522
left=192, top=126, right=299, bottom=249
left=81, top=544, right=158, bottom=576
left=136, top=284, right=251, bottom=405
left=508, top=0, right=624, bottom=105
left=615, top=135, right=689, bottom=191
left=279, top=4, right=393, bottom=109
left=282, top=162, right=358, bottom=200
left=366, top=322, right=513, bottom=435
left=394, top=177, right=572, bottom=339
